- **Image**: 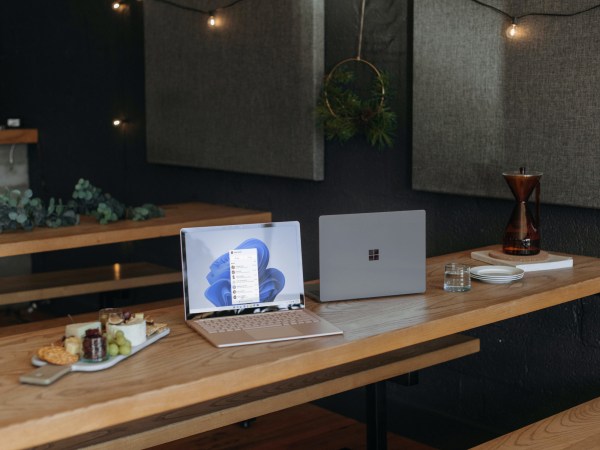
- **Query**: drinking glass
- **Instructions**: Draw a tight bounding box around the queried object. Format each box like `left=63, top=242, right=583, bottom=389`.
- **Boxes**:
left=99, top=308, right=123, bottom=332
left=444, top=263, right=471, bottom=292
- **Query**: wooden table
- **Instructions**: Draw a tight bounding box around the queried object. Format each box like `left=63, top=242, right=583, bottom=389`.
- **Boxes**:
left=2, top=246, right=600, bottom=449
left=0, top=202, right=271, bottom=306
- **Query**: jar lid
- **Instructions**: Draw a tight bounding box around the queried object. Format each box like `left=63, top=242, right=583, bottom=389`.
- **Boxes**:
left=502, top=167, right=543, bottom=177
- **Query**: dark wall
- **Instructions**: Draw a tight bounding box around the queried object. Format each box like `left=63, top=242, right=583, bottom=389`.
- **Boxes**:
left=413, top=0, right=600, bottom=210
left=3, top=1, right=600, bottom=447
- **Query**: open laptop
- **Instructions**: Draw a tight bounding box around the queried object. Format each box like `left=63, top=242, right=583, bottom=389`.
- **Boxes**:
left=180, top=221, right=343, bottom=347
left=304, top=210, right=426, bottom=302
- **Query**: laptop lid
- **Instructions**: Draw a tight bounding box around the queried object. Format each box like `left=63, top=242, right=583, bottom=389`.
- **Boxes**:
left=181, top=221, right=306, bottom=320
left=316, top=210, right=426, bottom=301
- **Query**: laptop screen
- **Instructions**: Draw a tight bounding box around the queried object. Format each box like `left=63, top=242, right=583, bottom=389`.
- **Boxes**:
left=317, top=210, right=426, bottom=301
left=181, top=221, right=305, bottom=319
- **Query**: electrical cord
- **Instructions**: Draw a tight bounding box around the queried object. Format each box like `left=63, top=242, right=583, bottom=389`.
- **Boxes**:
left=153, top=0, right=245, bottom=16
left=471, top=0, right=600, bottom=21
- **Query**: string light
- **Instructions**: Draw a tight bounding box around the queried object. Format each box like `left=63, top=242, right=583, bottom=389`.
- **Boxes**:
left=112, top=119, right=126, bottom=127
left=506, top=18, right=518, bottom=39
left=207, top=11, right=216, bottom=27
left=471, top=0, right=600, bottom=39
left=112, top=1, right=126, bottom=11
left=153, top=0, right=245, bottom=28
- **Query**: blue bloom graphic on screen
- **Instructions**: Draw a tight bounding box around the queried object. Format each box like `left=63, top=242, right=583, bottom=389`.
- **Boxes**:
left=204, top=238, right=285, bottom=307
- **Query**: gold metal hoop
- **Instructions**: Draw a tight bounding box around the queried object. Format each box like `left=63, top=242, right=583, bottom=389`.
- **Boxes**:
left=323, top=57, right=386, bottom=119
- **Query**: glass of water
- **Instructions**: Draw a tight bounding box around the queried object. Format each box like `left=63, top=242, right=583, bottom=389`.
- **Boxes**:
left=444, top=263, right=471, bottom=292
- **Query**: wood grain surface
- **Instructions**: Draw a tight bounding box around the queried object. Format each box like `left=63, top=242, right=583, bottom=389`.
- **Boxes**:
left=0, top=128, right=38, bottom=144
left=0, top=262, right=181, bottom=306
left=2, top=245, right=600, bottom=449
left=152, top=403, right=434, bottom=450
left=0, top=202, right=272, bottom=257
left=45, top=333, right=478, bottom=449
left=471, top=396, right=600, bottom=449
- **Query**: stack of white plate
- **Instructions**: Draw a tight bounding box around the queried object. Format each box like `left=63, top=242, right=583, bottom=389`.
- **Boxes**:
left=470, top=266, right=524, bottom=284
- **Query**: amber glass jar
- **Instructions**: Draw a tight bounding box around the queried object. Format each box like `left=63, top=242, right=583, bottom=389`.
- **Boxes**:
left=82, top=328, right=107, bottom=362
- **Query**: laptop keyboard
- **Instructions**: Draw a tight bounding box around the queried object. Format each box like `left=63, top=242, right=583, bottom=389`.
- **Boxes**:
left=195, top=310, right=319, bottom=334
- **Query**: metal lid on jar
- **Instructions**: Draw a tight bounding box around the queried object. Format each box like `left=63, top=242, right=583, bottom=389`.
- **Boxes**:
left=502, top=167, right=543, bottom=177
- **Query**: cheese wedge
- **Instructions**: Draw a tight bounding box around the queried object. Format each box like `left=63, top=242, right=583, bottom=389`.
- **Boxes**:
left=65, top=321, right=102, bottom=339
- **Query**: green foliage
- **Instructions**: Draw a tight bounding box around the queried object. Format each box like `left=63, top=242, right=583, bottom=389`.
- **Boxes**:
left=71, top=179, right=158, bottom=225
left=45, top=198, right=80, bottom=228
left=93, top=195, right=126, bottom=225
left=72, top=179, right=162, bottom=225
left=316, top=65, right=397, bottom=149
left=126, top=204, right=165, bottom=221
left=0, top=179, right=163, bottom=232
left=0, top=189, right=47, bottom=232
left=72, top=178, right=104, bottom=214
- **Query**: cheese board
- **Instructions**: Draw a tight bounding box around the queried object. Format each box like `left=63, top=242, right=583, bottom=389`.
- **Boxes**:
left=20, top=327, right=170, bottom=385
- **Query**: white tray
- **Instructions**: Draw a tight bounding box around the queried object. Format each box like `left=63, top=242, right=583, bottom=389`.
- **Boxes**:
left=31, top=327, right=170, bottom=372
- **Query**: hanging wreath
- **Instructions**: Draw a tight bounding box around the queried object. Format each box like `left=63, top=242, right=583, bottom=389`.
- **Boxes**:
left=316, top=57, right=396, bottom=148
left=315, top=0, right=397, bottom=149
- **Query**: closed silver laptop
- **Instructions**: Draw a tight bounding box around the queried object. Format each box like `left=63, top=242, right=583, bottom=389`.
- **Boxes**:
left=180, top=221, right=343, bottom=347
left=305, top=210, right=426, bottom=302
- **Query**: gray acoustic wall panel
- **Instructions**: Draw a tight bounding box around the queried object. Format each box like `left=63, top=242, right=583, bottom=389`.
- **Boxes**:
left=145, top=0, right=324, bottom=180
left=413, top=0, right=600, bottom=208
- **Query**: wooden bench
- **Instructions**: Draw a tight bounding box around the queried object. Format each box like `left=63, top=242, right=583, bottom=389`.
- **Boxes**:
left=0, top=202, right=270, bottom=310
left=0, top=262, right=181, bottom=307
left=471, top=396, right=600, bottom=449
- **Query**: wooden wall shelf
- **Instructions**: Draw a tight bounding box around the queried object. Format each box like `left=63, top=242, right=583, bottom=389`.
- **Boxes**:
left=0, top=128, right=38, bottom=144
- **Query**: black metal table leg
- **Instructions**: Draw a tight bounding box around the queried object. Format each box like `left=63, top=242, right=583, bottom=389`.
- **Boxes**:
left=366, top=381, right=387, bottom=450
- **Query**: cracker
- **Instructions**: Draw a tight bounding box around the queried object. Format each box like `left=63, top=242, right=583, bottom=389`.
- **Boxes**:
left=146, top=322, right=167, bottom=337
left=37, top=345, right=57, bottom=360
left=38, top=345, right=79, bottom=365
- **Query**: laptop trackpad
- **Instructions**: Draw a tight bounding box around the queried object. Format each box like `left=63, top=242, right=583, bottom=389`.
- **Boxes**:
left=246, top=327, right=302, bottom=340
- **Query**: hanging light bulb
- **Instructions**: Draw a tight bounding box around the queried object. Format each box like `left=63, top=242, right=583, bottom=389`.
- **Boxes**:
left=113, top=119, right=122, bottom=127
left=207, top=11, right=216, bottom=27
left=506, top=17, right=519, bottom=38
left=112, top=1, right=130, bottom=11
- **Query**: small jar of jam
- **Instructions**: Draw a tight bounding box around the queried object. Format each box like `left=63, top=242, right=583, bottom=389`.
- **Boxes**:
left=82, top=328, right=107, bottom=362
